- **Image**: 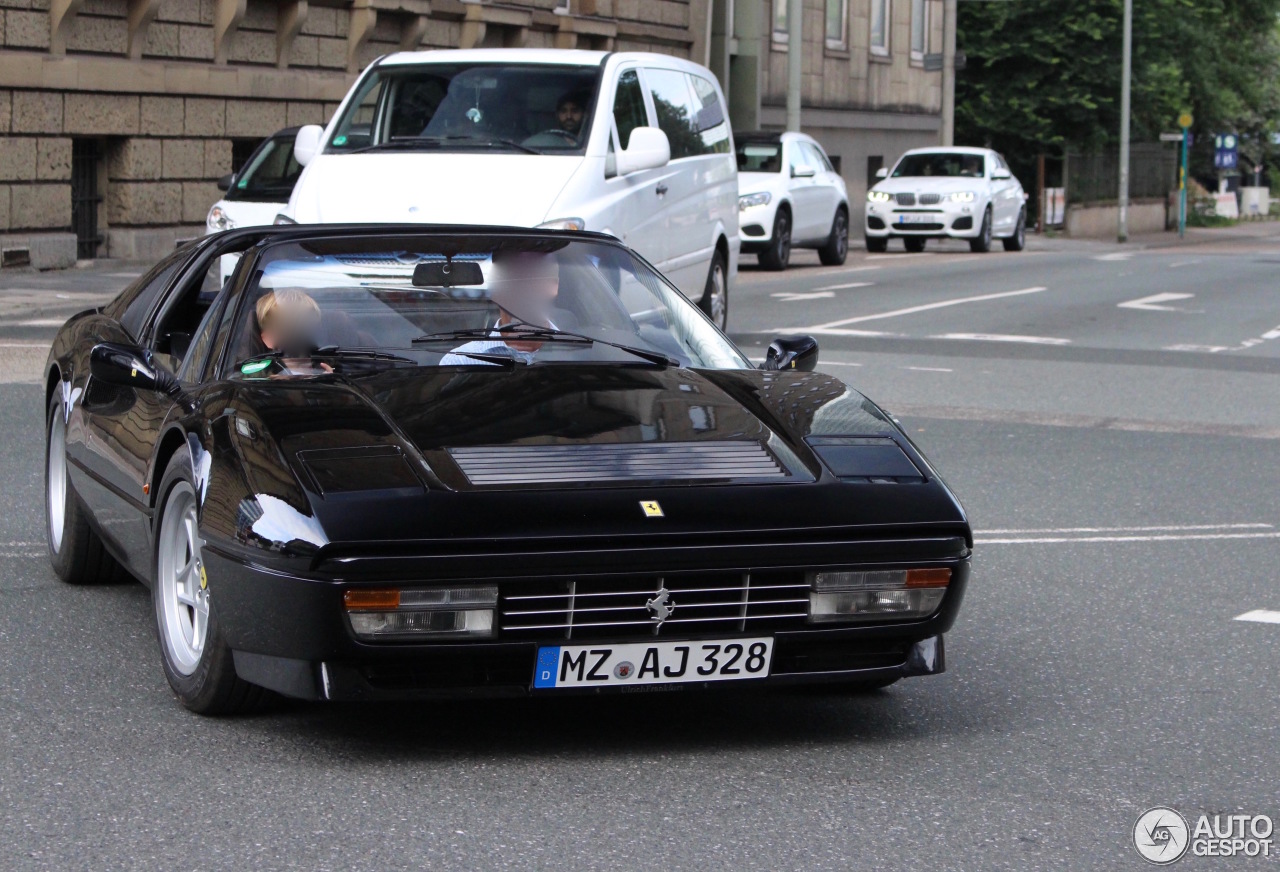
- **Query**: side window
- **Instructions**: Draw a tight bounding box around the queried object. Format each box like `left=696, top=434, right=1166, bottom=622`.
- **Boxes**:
left=103, top=247, right=190, bottom=341
left=645, top=68, right=702, bottom=160
left=151, top=256, right=223, bottom=372
left=688, top=74, right=730, bottom=155
left=612, top=69, right=648, bottom=150
left=806, top=143, right=834, bottom=173
left=178, top=285, right=229, bottom=383
left=787, top=142, right=806, bottom=176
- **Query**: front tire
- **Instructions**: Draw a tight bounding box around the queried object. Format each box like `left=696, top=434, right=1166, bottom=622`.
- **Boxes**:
left=46, top=391, right=127, bottom=585
left=865, top=236, right=888, bottom=253
left=1002, top=208, right=1026, bottom=251
left=818, top=208, right=849, bottom=265
left=757, top=208, right=791, bottom=271
left=969, top=207, right=993, bottom=253
left=153, top=446, right=265, bottom=714
left=699, top=249, right=729, bottom=331
left=903, top=237, right=927, bottom=253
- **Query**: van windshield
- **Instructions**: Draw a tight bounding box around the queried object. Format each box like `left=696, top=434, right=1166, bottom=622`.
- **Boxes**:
left=326, top=63, right=601, bottom=156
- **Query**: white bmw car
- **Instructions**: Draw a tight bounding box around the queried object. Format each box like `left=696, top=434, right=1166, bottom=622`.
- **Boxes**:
left=864, top=147, right=1026, bottom=253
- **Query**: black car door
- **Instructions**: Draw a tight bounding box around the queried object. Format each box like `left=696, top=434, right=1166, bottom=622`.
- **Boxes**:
left=73, top=239, right=243, bottom=577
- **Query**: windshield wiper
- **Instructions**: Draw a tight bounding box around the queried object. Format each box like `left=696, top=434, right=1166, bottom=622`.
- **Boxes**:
left=350, top=135, right=541, bottom=156
left=412, top=323, right=678, bottom=368
left=311, top=345, right=418, bottom=365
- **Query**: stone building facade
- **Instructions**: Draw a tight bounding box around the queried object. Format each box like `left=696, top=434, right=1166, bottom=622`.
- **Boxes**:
left=0, top=0, right=947, bottom=269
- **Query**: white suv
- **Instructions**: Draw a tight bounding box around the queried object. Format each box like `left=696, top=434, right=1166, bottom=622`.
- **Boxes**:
left=864, top=147, right=1026, bottom=253
left=283, top=49, right=740, bottom=329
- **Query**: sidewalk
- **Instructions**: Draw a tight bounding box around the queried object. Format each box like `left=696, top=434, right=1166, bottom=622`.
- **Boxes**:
left=1029, top=218, right=1280, bottom=253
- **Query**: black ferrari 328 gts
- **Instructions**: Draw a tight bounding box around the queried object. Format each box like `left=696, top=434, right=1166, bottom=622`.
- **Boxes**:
left=44, top=225, right=971, bottom=713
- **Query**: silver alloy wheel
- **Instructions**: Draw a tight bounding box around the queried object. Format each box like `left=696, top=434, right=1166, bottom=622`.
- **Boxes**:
left=47, top=408, right=67, bottom=553
left=707, top=259, right=727, bottom=329
left=157, top=482, right=209, bottom=676
left=776, top=213, right=791, bottom=264
left=982, top=209, right=993, bottom=247
left=1015, top=212, right=1026, bottom=247
left=835, top=213, right=848, bottom=258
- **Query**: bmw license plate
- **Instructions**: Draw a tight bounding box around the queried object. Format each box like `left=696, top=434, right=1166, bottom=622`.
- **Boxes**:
left=896, top=214, right=931, bottom=224
left=533, top=638, right=773, bottom=689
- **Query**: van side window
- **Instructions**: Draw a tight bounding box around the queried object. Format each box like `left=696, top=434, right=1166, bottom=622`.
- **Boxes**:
left=688, top=74, right=731, bottom=155
left=613, top=69, right=647, bottom=150
left=645, top=68, right=702, bottom=160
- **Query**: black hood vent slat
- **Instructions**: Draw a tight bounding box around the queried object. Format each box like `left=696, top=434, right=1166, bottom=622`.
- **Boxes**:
left=449, top=442, right=787, bottom=485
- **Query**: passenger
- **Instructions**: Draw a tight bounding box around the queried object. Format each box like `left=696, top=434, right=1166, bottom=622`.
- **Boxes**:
left=255, top=288, right=332, bottom=375
left=555, top=90, right=588, bottom=137
left=962, top=155, right=983, bottom=177
left=440, top=251, right=561, bottom=366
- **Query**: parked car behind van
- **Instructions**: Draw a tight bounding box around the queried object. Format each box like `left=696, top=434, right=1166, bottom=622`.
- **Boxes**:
left=206, top=127, right=303, bottom=282
left=283, top=49, right=740, bottom=329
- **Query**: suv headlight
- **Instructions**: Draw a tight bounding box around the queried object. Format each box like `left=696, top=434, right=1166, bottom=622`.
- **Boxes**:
left=207, top=206, right=234, bottom=232
left=948, top=191, right=977, bottom=203
left=866, top=190, right=892, bottom=203
left=738, top=192, right=771, bottom=211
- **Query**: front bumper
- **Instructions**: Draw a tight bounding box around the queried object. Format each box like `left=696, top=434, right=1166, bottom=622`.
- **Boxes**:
left=203, top=538, right=970, bottom=701
left=738, top=200, right=778, bottom=251
left=864, top=201, right=980, bottom=239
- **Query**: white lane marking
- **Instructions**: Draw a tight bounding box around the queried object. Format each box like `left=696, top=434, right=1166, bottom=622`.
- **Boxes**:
left=1168, top=260, right=1202, bottom=268
left=865, top=253, right=931, bottom=261
left=812, top=281, right=874, bottom=291
left=1164, top=344, right=1230, bottom=353
left=1118, top=292, right=1195, bottom=312
left=823, top=265, right=882, bottom=274
left=821, top=361, right=864, bottom=367
left=1263, top=326, right=1280, bottom=340
left=0, top=342, right=50, bottom=348
left=797, top=286, right=1047, bottom=331
left=14, top=318, right=67, bottom=327
left=771, top=291, right=836, bottom=301
left=977, top=531, right=1280, bottom=545
left=933, top=332, right=1071, bottom=346
left=903, top=366, right=952, bottom=373
left=790, top=328, right=901, bottom=337
left=980, top=523, right=1273, bottom=535
left=1094, top=252, right=1132, bottom=261
left=1235, top=610, right=1280, bottom=625
left=0, top=542, right=43, bottom=546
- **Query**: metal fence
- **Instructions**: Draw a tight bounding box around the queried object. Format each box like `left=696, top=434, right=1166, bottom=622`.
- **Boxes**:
left=1066, top=143, right=1176, bottom=205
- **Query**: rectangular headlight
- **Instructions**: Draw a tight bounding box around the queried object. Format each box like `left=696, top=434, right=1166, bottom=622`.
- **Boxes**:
left=808, top=569, right=949, bottom=622
left=344, top=585, right=498, bottom=641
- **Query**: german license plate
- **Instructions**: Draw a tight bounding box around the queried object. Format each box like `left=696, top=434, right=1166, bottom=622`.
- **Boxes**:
left=896, top=214, right=931, bottom=224
left=533, top=638, right=773, bottom=689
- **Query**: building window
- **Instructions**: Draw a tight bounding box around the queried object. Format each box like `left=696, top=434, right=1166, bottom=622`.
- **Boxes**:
left=772, top=0, right=789, bottom=44
left=71, top=139, right=102, bottom=261
left=825, top=0, right=848, bottom=50
left=911, top=0, right=929, bottom=62
left=870, top=0, right=890, bottom=57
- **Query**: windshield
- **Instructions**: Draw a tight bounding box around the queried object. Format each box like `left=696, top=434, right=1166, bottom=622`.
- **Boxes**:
left=225, top=135, right=301, bottom=202
left=326, top=63, right=601, bottom=155
left=891, top=152, right=985, bottom=178
left=227, top=235, right=748, bottom=377
left=736, top=141, right=782, bottom=173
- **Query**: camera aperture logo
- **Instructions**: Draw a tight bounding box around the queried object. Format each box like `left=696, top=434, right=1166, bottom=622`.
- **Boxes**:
left=1134, top=807, right=1275, bottom=864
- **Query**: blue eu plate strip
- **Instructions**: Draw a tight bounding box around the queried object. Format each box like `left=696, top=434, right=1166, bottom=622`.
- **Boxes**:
left=534, top=647, right=560, bottom=688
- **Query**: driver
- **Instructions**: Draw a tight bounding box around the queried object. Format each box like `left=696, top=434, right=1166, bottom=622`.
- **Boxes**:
left=555, top=90, right=588, bottom=137
left=440, top=251, right=560, bottom=366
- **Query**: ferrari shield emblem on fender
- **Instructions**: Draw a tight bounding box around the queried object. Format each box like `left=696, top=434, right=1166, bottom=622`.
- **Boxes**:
left=640, top=500, right=663, bottom=518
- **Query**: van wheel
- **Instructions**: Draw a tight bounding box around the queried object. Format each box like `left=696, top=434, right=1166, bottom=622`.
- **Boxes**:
left=757, top=208, right=791, bottom=271
left=46, top=391, right=127, bottom=585
left=818, top=208, right=849, bottom=265
left=699, top=251, right=728, bottom=331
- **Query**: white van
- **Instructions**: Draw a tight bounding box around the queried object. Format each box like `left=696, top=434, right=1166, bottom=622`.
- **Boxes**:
left=283, top=49, right=739, bottom=328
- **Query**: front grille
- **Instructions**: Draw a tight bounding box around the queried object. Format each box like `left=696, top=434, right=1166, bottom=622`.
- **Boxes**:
left=450, top=441, right=787, bottom=486
left=918, top=193, right=942, bottom=205
left=895, top=223, right=944, bottom=231
left=500, top=571, right=811, bottom=641
left=894, top=192, right=916, bottom=206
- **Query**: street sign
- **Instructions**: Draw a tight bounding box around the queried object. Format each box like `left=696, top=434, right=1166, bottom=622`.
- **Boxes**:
left=1160, top=132, right=1182, bottom=141
left=1178, top=112, right=1194, bottom=128
left=1214, top=133, right=1238, bottom=170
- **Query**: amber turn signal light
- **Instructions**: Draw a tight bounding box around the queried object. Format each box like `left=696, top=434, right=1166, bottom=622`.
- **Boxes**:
left=344, top=589, right=401, bottom=610
left=905, top=568, right=952, bottom=588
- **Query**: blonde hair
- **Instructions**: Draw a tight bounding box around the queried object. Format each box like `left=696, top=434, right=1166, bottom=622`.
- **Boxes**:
left=256, top=288, right=320, bottom=331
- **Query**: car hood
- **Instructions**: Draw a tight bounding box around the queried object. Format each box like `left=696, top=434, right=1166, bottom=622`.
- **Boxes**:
left=738, top=172, right=785, bottom=196
left=872, top=177, right=989, bottom=196
left=293, top=153, right=581, bottom=226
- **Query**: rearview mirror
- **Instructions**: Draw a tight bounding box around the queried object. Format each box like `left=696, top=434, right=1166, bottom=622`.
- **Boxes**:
left=991, top=168, right=1012, bottom=180
left=90, top=343, right=188, bottom=404
left=791, top=164, right=816, bottom=179
left=616, top=127, right=670, bottom=175
left=216, top=173, right=235, bottom=192
left=875, top=167, right=889, bottom=179
left=761, top=335, right=818, bottom=372
left=293, top=125, right=324, bottom=167
left=413, top=260, right=484, bottom=287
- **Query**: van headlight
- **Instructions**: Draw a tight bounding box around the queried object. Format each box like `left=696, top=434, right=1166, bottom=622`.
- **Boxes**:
left=207, top=206, right=234, bottom=232
left=738, top=192, right=771, bottom=211
left=866, top=190, right=893, bottom=203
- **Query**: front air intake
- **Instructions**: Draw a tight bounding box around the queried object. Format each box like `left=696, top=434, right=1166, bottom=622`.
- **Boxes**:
left=448, top=442, right=787, bottom=486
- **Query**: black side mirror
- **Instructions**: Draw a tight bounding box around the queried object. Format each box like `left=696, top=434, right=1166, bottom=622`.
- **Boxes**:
left=216, top=173, right=235, bottom=192
left=90, top=342, right=190, bottom=406
left=761, top=335, right=819, bottom=372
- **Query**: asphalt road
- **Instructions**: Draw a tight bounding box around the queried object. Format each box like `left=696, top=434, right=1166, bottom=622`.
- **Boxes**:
left=1, top=227, right=1278, bottom=870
